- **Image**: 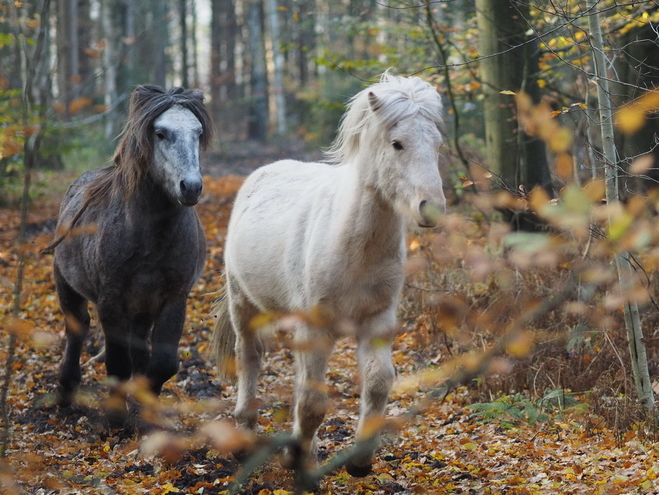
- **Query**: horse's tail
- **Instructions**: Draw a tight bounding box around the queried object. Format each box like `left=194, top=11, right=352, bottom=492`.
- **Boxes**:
left=211, top=292, right=237, bottom=383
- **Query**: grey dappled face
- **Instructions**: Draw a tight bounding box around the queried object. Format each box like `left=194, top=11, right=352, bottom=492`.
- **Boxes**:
left=152, top=105, right=204, bottom=206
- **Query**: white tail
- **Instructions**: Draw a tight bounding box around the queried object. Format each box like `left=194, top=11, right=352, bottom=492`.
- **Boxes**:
left=210, top=294, right=237, bottom=383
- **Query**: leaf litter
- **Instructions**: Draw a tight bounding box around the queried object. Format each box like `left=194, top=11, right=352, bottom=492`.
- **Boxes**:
left=0, top=173, right=657, bottom=494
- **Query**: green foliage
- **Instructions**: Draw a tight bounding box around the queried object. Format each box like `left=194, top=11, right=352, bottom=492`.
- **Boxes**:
left=295, top=75, right=363, bottom=146
left=466, top=389, right=586, bottom=428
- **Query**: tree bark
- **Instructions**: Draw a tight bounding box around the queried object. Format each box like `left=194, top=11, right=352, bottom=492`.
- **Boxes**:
left=267, top=0, right=287, bottom=136
left=101, top=0, right=118, bottom=139
left=475, top=0, right=551, bottom=195
left=587, top=0, right=655, bottom=413
left=247, top=0, right=268, bottom=142
left=296, top=0, right=315, bottom=86
left=56, top=0, right=80, bottom=118
left=615, top=7, right=659, bottom=195
left=179, top=0, right=189, bottom=88
left=152, top=0, right=169, bottom=88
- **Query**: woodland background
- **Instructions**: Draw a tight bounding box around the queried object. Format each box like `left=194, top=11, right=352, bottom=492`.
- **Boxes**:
left=2, top=0, right=659, bottom=493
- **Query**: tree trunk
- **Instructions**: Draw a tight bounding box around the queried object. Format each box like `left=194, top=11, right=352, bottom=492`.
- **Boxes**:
left=77, top=0, right=93, bottom=99
left=152, top=0, right=169, bottom=88
left=56, top=0, right=80, bottom=118
left=587, top=0, right=655, bottom=413
left=475, top=0, right=551, bottom=196
left=115, top=0, right=135, bottom=96
left=179, top=0, right=189, bottom=88
left=101, top=0, right=118, bottom=140
left=296, top=0, right=315, bottom=86
left=247, top=0, right=268, bottom=142
left=267, top=0, right=287, bottom=136
left=615, top=7, right=659, bottom=195
left=210, top=0, right=222, bottom=122
left=191, top=0, right=199, bottom=87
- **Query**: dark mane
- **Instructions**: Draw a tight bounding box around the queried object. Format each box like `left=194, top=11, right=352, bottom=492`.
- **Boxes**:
left=89, top=85, right=214, bottom=204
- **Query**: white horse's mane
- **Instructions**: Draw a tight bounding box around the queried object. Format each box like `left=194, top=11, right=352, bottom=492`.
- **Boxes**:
left=325, top=71, right=443, bottom=165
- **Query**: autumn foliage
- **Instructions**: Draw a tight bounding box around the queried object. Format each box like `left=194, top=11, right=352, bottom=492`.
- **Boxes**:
left=1, top=145, right=659, bottom=493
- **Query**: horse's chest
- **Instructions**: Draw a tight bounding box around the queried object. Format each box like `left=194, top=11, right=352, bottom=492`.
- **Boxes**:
left=319, top=261, right=403, bottom=318
left=98, top=241, right=198, bottom=307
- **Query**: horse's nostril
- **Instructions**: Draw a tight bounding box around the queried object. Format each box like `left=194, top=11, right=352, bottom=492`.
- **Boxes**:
left=180, top=180, right=187, bottom=193
left=419, top=199, right=427, bottom=211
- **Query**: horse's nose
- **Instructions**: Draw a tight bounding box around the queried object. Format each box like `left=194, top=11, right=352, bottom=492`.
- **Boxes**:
left=179, top=177, right=203, bottom=206
left=418, top=199, right=445, bottom=228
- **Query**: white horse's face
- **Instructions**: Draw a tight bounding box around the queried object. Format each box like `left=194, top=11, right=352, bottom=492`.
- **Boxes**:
left=152, top=105, right=204, bottom=206
left=371, top=98, right=446, bottom=228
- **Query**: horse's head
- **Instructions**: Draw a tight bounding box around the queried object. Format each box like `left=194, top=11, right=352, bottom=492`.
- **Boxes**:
left=113, top=85, right=214, bottom=206
left=152, top=105, right=205, bottom=206
left=328, top=73, right=446, bottom=228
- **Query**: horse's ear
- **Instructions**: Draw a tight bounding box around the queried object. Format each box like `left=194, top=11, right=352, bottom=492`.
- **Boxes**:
left=189, top=89, right=205, bottom=103
left=130, top=85, right=164, bottom=110
left=368, top=91, right=382, bottom=112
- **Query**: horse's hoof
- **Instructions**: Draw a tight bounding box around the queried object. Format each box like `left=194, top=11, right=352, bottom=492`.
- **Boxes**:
left=55, top=387, right=75, bottom=408
left=232, top=448, right=251, bottom=464
left=105, top=403, right=129, bottom=429
left=345, top=459, right=373, bottom=477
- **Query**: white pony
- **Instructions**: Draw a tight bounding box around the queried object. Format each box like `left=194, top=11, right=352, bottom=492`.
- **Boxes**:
left=213, top=72, right=445, bottom=476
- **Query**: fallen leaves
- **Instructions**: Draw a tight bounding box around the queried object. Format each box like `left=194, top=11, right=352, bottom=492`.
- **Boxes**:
left=1, top=172, right=659, bottom=494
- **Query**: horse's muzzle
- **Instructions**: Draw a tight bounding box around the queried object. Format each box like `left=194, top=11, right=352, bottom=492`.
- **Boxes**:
left=179, top=177, right=203, bottom=206
left=418, top=199, right=445, bottom=228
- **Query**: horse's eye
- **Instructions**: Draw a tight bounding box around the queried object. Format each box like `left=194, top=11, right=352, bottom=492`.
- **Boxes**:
left=155, top=130, right=166, bottom=140
left=392, top=141, right=404, bottom=151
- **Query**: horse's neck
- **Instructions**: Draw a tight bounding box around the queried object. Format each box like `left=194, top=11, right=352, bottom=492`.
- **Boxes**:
left=123, top=176, right=183, bottom=231
left=333, top=165, right=405, bottom=262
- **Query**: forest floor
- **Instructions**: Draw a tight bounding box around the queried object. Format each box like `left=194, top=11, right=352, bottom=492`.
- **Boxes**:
left=1, top=157, right=658, bottom=495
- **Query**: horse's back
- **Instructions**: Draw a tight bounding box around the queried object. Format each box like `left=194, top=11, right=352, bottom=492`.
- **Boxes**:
left=226, top=159, right=344, bottom=309
left=57, top=167, right=110, bottom=226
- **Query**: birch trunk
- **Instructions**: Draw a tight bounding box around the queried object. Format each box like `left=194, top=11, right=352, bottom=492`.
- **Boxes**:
left=586, top=0, right=655, bottom=413
left=266, top=0, right=286, bottom=136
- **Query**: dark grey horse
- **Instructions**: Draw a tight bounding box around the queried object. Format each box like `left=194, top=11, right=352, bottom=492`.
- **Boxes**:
left=48, top=85, right=213, bottom=420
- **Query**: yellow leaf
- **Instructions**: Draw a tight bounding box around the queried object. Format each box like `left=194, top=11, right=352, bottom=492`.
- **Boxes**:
left=616, top=105, right=647, bottom=134
left=529, top=186, right=550, bottom=213
left=582, top=180, right=605, bottom=203
left=548, top=127, right=574, bottom=153
left=249, top=312, right=279, bottom=330
left=616, top=91, right=659, bottom=134
left=500, top=90, right=516, bottom=95
left=608, top=211, right=634, bottom=241
left=555, top=152, right=573, bottom=180
left=506, top=331, right=534, bottom=358
left=461, top=442, right=478, bottom=450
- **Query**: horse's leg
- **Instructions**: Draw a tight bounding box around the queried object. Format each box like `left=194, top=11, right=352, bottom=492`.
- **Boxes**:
left=146, top=297, right=187, bottom=395
left=288, top=325, right=335, bottom=470
left=97, top=297, right=134, bottom=424
left=129, top=313, right=153, bottom=377
left=346, top=310, right=396, bottom=477
left=55, top=264, right=91, bottom=407
left=229, top=280, right=262, bottom=431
